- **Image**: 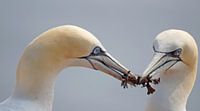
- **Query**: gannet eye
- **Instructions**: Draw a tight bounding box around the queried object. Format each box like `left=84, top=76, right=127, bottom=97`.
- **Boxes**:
left=153, top=46, right=182, bottom=58
left=169, top=48, right=182, bottom=57
left=92, top=47, right=102, bottom=55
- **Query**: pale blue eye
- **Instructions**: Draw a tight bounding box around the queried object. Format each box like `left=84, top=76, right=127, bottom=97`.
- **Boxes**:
left=174, top=49, right=182, bottom=56
left=93, top=47, right=101, bottom=55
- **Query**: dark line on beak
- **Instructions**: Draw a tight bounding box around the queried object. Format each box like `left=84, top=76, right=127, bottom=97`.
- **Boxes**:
left=149, top=46, right=183, bottom=76
left=78, top=52, right=129, bottom=78
left=148, top=59, right=180, bottom=76
left=86, top=58, right=97, bottom=70
left=102, top=53, right=130, bottom=74
left=79, top=57, right=97, bottom=70
left=91, top=57, right=126, bottom=78
left=151, top=54, right=167, bottom=69
left=166, top=60, right=181, bottom=71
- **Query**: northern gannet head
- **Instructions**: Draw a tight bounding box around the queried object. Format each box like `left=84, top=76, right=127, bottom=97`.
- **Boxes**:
left=17, top=25, right=132, bottom=84
left=143, top=29, right=198, bottom=78
left=142, top=29, right=198, bottom=111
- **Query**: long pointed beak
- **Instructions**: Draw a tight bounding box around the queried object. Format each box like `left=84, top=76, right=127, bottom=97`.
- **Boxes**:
left=143, top=53, right=181, bottom=78
left=87, top=52, right=137, bottom=82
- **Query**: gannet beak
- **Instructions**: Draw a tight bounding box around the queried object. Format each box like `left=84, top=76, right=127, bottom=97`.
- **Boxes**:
left=143, top=49, right=182, bottom=78
left=80, top=52, right=133, bottom=81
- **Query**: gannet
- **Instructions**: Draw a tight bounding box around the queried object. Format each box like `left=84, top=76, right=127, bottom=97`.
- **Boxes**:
left=142, top=29, right=198, bottom=111
left=0, top=25, right=136, bottom=111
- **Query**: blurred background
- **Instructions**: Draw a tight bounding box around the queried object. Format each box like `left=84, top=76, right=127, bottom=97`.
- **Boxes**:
left=0, top=0, right=199, bottom=111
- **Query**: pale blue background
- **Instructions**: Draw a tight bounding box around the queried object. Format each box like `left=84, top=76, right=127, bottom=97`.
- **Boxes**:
left=0, top=0, right=199, bottom=111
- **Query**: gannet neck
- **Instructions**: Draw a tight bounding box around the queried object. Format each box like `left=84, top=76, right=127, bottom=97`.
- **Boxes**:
left=9, top=51, right=61, bottom=111
left=145, top=63, right=197, bottom=111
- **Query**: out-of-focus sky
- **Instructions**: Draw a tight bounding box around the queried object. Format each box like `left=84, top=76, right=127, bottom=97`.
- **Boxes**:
left=0, top=0, right=199, bottom=111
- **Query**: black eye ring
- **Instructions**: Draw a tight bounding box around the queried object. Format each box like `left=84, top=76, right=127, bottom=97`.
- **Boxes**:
left=153, top=46, right=182, bottom=58
left=92, top=46, right=103, bottom=55
left=168, top=48, right=182, bottom=57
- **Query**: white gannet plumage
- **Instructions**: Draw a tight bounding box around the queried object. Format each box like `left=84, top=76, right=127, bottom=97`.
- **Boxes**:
left=142, top=29, right=198, bottom=111
left=0, top=25, right=134, bottom=111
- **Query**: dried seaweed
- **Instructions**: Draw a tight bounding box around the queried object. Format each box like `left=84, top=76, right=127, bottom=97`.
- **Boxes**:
left=121, top=74, right=160, bottom=95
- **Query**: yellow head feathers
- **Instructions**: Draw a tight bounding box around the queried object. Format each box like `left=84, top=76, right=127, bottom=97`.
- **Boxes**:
left=17, top=25, right=133, bottom=87
left=155, top=29, right=198, bottom=68
left=28, top=25, right=104, bottom=60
